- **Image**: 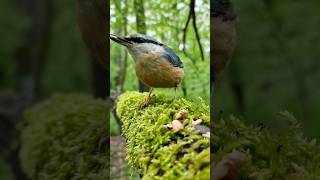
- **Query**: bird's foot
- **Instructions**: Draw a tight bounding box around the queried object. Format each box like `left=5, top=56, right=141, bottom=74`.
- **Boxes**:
left=140, top=94, right=156, bottom=108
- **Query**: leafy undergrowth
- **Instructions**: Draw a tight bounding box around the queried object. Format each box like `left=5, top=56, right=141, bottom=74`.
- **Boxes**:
left=20, top=94, right=109, bottom=180
left=213, top=112, right=320, bottom=179
left=116, top=91, right=210, bottom=180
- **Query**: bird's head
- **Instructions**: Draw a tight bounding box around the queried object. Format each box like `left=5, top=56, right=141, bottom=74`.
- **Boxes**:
left=110, top=33, right=165, bottom=60
left=110, top=33, right=183, bottom=68
left=110, top=33, right=163, bottom=47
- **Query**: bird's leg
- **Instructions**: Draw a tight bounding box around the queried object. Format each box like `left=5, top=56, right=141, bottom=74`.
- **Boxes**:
left=141, top=88, right=154, bottom=108
left=148, top=87, right=154, bottom=99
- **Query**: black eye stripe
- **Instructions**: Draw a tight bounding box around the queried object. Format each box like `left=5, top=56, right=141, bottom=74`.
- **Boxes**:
left=126, top=37, right=163, bottom=46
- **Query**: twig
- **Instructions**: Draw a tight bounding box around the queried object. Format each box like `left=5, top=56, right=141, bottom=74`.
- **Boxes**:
left=191, top=0, right=204, bottom=61
left=182, top=0, right=204, bottom=61
left=182, top=2, right=192, bottom=52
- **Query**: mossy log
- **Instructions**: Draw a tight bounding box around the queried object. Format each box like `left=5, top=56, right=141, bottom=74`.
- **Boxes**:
left=18, top=92, right=320, bottom=180
left=116, top=92, right=210, bottom=179
left=213, top=112, right=320, bottom=179
left=19, top=92, right=210, bottom=180
left=19, top=94, right=109, bottom=180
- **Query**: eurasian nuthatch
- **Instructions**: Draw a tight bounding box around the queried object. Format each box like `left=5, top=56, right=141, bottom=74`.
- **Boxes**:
left=110, top=33, right=184, bottom=102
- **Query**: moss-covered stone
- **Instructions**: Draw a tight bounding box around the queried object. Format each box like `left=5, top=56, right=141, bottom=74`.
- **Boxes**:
left=116, top=91, right=210, bottom=180
left=19, top=94, right=109, bottom=180
left=213, top=112, right=320, bottom=179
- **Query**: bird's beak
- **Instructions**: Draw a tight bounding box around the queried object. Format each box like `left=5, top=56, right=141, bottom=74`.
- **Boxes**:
left=109, top=33, right=132, bottom=46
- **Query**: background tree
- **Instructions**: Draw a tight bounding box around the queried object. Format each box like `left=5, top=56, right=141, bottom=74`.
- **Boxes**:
left=0, top=0, right=108, bottom=178
left=215, top=0, right=320, bottom=138
left=134, top=0, right=149, bottom=92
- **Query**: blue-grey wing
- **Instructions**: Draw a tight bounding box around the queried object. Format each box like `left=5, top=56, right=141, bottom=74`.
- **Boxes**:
left=161, top=46, right=184, bottom=68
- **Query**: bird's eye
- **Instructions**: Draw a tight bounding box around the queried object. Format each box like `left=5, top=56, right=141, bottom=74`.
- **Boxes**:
left=138, top=38, right=145, bottom=43
left=130, top=37, right=144, bottom=43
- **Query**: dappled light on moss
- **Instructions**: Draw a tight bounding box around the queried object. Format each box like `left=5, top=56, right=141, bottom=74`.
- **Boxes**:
left=116, top=91, right=210, bottom=179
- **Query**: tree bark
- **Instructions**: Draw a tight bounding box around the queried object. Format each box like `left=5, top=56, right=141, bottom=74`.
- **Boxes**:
left=0, top=93, right=30, bottom=180
left=76, top=0, right=109, bottom=99
left=15, top=0, right=53, bottom=99
left=229, top=61, right=245, bottom=114
left=134, top=0, right=149, bottom=92
left=211, top=0, right=237, bottom=119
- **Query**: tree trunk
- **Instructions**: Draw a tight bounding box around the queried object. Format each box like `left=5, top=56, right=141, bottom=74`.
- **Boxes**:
left=15, top=0, right=53, bottom=99
left=211, top=0, right=237, bottom=119
left=10, top=0, right=53, bottom=179
left=76, top=0, right=109, bottom=99
left=134, top=0, right=149, bottom=92
left=229, top=61, right=245, bottom=114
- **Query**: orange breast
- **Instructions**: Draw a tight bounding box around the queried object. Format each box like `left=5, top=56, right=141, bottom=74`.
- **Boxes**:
left=135, top=56, right=184, bottom=88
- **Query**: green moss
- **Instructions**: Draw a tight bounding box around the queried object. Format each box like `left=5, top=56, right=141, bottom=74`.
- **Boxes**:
left=213, top=111, right=320, bottom=179
left=19, top=94, right=109, bottom=180
left=116, top=91, right=210, bottom=180
left=19, top=92, right=319, bottom=179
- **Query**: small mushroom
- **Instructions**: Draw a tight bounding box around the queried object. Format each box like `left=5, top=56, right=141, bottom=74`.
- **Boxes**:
left=212, top=150, right=247, bottom=180
left=192, top=119, right=202, bottom=126
left=202, top=132, right=210, bottom=138
left=176, top=109, right=188, bottom=120
left=162, top=124, right=173, bottom=129
left=172, top=120, right=184, bottom=132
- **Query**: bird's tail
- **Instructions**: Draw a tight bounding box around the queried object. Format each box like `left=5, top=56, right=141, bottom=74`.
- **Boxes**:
left=109, top=33, right=132, bottom=46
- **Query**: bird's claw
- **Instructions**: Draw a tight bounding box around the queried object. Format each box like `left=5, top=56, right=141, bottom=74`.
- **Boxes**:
left=140, top=94, right=156, bottom=108
left=140, top=101, right=149, bottom=108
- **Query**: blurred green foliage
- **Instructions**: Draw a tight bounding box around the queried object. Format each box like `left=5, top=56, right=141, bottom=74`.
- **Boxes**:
left=0, top=1, right=95, bottom=179
left=110, top=0, right=210, bottom=103
left=0, top=0, right=29, bottom=89
left=215, top=0, right=320, bottom=138
left=20, top=94, right=108, bottom=179
left=110, top=113, right=120, bottom=135
left=214, top=112, right=320, bottom=179
left=0, top=0, right=92, bottom=95
left=42, top=1, right=92, bottom=96
left=0, top=158, right=14, bottom=180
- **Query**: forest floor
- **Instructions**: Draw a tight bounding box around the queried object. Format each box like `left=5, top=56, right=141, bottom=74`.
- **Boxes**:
left=110, top=135, right=140, bottom=180
left=1, top=136, right=136, bottom=180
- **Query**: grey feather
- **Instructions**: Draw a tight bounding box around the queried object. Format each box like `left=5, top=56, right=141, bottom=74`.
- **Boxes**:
left=162, top=46, right=184, bottom=68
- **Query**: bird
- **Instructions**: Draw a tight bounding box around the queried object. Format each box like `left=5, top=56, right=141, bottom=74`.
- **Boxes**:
left=110, top=33, right=184, bottom=105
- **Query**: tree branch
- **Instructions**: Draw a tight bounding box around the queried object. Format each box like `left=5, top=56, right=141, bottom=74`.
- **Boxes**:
left=182, top=0, right=204, bottom=62
left=191, top=0, right=204, bottom=61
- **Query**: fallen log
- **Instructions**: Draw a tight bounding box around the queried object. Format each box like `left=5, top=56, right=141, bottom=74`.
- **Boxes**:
left=19, top=92, right=210, bottom=179
left=116, top=91, right=210, bottom=179
left=212, top=112, right=320, bottom=179
left=18, top=92, right=320, bottom=179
